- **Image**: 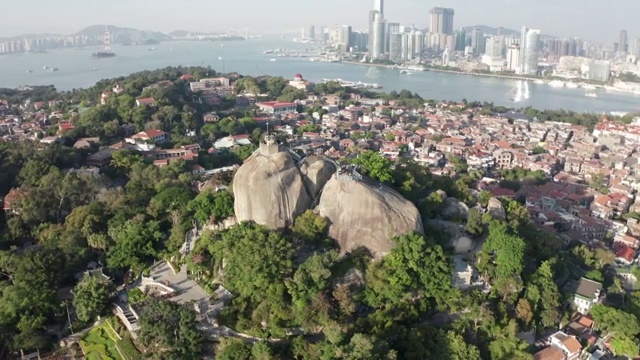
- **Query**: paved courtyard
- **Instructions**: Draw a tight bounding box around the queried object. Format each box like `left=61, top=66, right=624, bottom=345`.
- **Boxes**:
left=148, top=261, right=209, bottom=304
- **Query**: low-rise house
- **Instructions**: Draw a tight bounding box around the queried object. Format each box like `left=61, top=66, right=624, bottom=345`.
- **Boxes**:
left=213, top=135, right=252, bottom=149
left=73, top=137, right=100, bottom=149
left=572, top=278, right=602, bottom=314
left=126, top=129, right=167, bottom=145
left=615, top=245, right=635, bottom=266
left=203, top=113, right=219, bottom=123
left=2, top=188, right=24, bottom=215
left=135, top=97, right=156, bottom=107
left=533, top=346, right=566, bottom=360
left=547, top=331, right=583, bottom=360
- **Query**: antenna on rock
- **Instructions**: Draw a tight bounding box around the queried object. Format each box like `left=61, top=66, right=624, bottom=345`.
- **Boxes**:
left=266, top=119, right=270, bottom=136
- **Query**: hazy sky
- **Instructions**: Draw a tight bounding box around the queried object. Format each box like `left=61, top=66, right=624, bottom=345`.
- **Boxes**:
left=1, top=0, right=638, bottom=42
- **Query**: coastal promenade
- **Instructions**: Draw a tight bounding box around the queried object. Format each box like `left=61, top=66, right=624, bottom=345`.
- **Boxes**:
left=342, top=61, right=538, bottom=82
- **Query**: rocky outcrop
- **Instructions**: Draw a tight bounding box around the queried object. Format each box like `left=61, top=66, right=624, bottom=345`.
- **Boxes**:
left=233, top=149, right=311, bottom=229
left=441, top=197, right=469, bottom=220
left=487, top=197, right=506, bottom=221
left=299, top=156, right=336, bottom=199
left=316, top=175, right=424, bottom=259
left=426, top=219, right=477, bottom=255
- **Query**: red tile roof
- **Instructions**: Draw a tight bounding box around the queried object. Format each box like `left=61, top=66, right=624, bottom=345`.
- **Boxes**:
left=616, top=245, right=635, bottom=263
left=257, top=101, right=297, bottom=108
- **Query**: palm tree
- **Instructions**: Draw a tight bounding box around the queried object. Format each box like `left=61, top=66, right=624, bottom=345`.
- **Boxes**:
left=87, top=233, right=109, bottom=252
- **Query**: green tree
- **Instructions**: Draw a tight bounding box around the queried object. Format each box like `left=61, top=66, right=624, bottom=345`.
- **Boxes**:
left=591, top=304, right=640, bottom=337
left=478, top=190, right=492, bottom=207
left=465, top=208, right=484, bottom=237
left=187, top=189, right=234, bottom=224
left=351, top=150, right=394, bottom=184
left=446, top=331, right=481, bottom=360
left=215, top=339, right=252, bottom=360
left=111, top=149, right=145, bottom=175
left=72, top=276, right=113, bottom=323
left=609, top=336, right=639, bottom=357
left=288, top=250, right=338, bottom=308
left=138, top=299, right=204, bottom=359
left=524, top=261, right=561, bottom=327
left=207, top=222, right=294, bottom=300
left=291, top=210, right=328, bottom=244
left=481, top=222, right=525, bottom=279
left=107, top=219, right=164, bottom=273
left=365, top=232, right=452, bottom=307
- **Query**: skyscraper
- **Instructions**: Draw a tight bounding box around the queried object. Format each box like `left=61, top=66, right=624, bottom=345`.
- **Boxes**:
left=518, top=27, right=540, bottom=75
left=374, top=0, right=384, bottom=17
left=470, top=28, right=484, bottom=55
left=619, top=30, right=628, bottom=54
left=340, top=25, right=352, bottom=49
left=386, top=22, right=400, bottom=53
left=370, top=12, right=386, bottom=59
left=389, top=33, right=403, bottom=61
left=428, top=7, right=455, bottom=35
left=454, top=29, right=466, bottom=51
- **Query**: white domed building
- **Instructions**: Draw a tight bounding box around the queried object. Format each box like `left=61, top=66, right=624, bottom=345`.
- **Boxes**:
left=288, top=73, right=315, bottom=91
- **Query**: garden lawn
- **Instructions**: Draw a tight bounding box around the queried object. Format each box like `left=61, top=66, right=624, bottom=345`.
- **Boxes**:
left=80, top=326, right=123, bottom=360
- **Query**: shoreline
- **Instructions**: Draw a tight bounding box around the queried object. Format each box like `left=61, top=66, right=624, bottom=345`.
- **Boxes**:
left=341, top=61, right=540, bottom=82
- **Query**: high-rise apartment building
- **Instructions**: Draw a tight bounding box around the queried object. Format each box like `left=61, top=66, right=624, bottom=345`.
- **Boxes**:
left=518, top=27, right=540, bottom=75
left=386, top=22, right=400, bottom=53
left=470, top=28, right=484, bottom=55
left=484, top=36, right=504, bottom=58
left=506, top=46, right=521, bottom=71
left=389, top=33, right=403, bottom=61
left=350, top=31, right=369, bottom=52
left=428, top=7, right=454, bottom=35
left=339, top=25, right=352, bottom=50
left=619, top=29, right=628, bottom=54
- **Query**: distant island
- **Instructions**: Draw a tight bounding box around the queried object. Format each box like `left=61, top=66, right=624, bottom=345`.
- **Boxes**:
left=0, top=25, right=247, bottom=55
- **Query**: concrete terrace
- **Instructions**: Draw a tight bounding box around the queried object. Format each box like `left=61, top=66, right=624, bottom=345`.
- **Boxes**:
left=148, top=261, right=209, bottom=304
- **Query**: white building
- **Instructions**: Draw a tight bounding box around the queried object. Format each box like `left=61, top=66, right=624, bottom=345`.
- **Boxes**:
left=256, top=101, right=298, bottom=115
left=572, top=277, right=602, bottom=314
left=506, top=46, right=520, bottom=71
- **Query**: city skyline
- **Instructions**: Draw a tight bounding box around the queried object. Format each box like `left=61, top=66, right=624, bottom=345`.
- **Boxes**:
left=0, top=0, right=639, bottom=42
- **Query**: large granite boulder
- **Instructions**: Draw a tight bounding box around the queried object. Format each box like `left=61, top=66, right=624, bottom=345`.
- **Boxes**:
left=487, top=197, right=506, bottom=221
left=299, top=156, right=336, bottom=199
left=316, top=175, right=424, bottom=259
left=441, top=197, right=469, bottom=220
left=233, top=149, right=311, bottom=229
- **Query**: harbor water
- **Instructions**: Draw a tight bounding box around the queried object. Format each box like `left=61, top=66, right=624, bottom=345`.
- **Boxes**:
left=1, top=37, right=639, bottom=113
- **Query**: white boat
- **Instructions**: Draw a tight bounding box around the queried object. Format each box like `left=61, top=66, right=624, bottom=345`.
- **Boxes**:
left=269, top=58, right=277, bottom=62
left=585, top=92, right=598, bottom=98
left=400, top=70, right=411, bottom=75
left=548, top=80, right=565, bottom=88
left=565, top=82, right=579, bottom=89
left=26, top=70, right=33, bottom=73
left=407, top=66, right=426, bottom=72
left=534, top=79, right=545, bottom=84
left=582, top=84, right=597, bottom=90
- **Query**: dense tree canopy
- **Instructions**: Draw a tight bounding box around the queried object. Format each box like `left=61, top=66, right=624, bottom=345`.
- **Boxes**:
left=138, top=299, right=204, bottom=359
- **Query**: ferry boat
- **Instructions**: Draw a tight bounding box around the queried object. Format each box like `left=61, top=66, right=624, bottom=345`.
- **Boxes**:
left=399, top=70, right=412, bottom=75
left=534, top=79, right=545, bottom=84
left=585, top=92, right=598, bottom=98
